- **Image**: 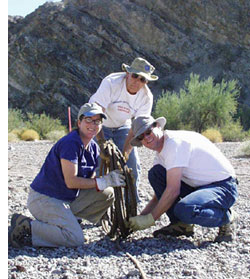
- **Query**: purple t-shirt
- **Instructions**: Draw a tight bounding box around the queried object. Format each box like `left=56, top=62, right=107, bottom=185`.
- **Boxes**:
left=30, top=130, right=99, bottom=201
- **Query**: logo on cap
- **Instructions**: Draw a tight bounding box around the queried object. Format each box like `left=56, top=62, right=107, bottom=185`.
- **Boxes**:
left=145, top=65, right=150, bottom=72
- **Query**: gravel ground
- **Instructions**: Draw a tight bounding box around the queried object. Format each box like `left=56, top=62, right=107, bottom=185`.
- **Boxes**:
left=8, top=141, right=250, bottom=279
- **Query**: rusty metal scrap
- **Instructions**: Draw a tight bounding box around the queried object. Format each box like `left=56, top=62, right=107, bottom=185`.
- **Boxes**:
left=99, top=140, right=137, bottom=238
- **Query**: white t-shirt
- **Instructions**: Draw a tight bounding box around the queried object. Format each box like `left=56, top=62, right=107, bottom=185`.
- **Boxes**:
left=89, top=72, right=153, bottom=128
left=153, top=130, right=236, bottom=187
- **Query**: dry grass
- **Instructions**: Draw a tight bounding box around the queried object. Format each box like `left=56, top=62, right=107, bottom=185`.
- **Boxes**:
left=20, top=129, right=40, bottom=141
left=202, top=129, right=223, bottom=143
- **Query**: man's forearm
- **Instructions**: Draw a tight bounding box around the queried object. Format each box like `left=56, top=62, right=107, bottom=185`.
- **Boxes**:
left=123, top=128, right=134, bottom=154
left=141, top=195, right=158, bottom=215
left=151, top=189, right=179, bottom=220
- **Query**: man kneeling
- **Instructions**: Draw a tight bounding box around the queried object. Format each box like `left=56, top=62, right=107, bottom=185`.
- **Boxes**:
left=128, top=115, right=238, bottom=243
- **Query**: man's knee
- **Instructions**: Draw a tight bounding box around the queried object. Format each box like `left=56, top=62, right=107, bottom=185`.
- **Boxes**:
left=174, top=201, right=194, bottom=224
left=148, top=165, right=158, bottom=183
left=148, top=164, right=165, bottom=182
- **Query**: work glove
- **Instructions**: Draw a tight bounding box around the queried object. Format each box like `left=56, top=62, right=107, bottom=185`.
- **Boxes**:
left=129, top=214, right=155, bottom=231
left=96, top=170, right=126, bottom=191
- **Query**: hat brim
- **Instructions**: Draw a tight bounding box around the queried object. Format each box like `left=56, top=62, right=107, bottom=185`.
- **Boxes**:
left=83, top=111, right=107, bottom=119
left=130, top=117, right=166, bottom=147
left=122, top=64, right=158, bottom=81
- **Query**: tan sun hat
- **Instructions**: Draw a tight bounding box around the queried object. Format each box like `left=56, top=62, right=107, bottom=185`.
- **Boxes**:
left=122, top=57, right=158, bottom=81
left=78, top=103, right=107, bottom=120
left=130, top=115, right=166, bottom=147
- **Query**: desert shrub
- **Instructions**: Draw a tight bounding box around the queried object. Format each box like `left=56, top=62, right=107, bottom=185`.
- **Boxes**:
left=45, top=130, right=67, bottom=141
left=25, top=112, right=66, bottom=139
left=10, top=128, right=26, bottom=138
left=245, top=129, right=250, bottom=139
left=239, top=141, right=250, bottom=157
left=8, top=109, right=26, bottom=132
left=8, top=109, right=67, bottom=140
left=8, top=132, right=20, bottom=142
left=220, top=120, right=246, bottom=142
left=237, top=104, right=250, bottom=131
left=20, top=129, right=40, bottom=141
left=180, top=75, right=239, bottom=132
left=154, top=74, right=240, bottom=133
left=153, top=91, right=182, bottom=130
left=202, top=129, right=223, bottom=143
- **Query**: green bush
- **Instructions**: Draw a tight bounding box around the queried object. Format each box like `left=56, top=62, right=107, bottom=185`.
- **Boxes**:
left=8, top=109, right=26, bottom=132
left=237, top=104, right=250, bottom=131
left=8, top=109, right=67, bottom=141
left=239, top=141, right=250, bottom=157
left=25, top=112, right=66, bottom=139
left=153, top=91, right=182, bottom=130
left=154, top=74, right=240, bottom=133
left=245, top=129, right=250, bottom=139
left=45, top=130, right=67, bottom=141
left=21, top=129, right=40, bottom=141
left=219, top=120, right=246, bottom=142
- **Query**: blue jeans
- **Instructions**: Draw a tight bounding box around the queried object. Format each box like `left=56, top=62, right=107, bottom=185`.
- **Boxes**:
left=148, top=164, right=238, bottom=227
left=100, top=125, right=141, bottom=200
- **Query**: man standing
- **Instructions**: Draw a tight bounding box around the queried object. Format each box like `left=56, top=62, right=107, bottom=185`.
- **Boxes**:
left=128, top=115, right=238, bottom=242
left=89, top=57, right=158, bottom=199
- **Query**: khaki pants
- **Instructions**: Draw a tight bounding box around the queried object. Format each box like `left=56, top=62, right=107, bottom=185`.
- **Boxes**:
left=27, top=187, right=114, bottom=247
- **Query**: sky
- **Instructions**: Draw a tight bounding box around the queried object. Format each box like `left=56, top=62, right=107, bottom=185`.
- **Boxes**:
left=8, top=0, right=60, bottom=17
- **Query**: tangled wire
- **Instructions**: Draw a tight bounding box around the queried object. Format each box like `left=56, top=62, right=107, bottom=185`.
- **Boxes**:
left=98, top=139, right=149, bottom=279
left=99, top=139, right=137, bottom=238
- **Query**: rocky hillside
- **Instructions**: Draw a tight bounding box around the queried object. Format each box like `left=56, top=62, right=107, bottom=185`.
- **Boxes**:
left=8, top=0, right=250, bottom=124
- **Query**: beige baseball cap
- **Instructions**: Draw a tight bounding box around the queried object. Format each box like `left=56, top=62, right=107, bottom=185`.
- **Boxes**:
left=78, top=103, right=107, bottom=120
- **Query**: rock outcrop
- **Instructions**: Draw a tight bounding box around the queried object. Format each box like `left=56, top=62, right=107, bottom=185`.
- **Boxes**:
left=8, top=0, right=250, bottom=124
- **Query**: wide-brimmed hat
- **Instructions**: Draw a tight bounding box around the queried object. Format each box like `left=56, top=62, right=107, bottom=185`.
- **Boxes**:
left=122, top=57, right=158, bottom=81
left=78, top=103, right=107, bottom=120
left=130, top=115, right=166, bottom=147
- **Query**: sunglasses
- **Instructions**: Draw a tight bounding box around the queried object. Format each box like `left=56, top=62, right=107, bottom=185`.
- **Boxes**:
left=131, top=73, right=148, bottom=83
left=136, top=123, right=157, bottom=141
left=83, top=117, right=103, bottom=125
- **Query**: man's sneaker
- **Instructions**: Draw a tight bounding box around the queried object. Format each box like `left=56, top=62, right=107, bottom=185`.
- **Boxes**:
left=214, top=209, right=238, bottom=243
left=153, top=222, right=194, bottom=238
left=9, top=213, right=32, bottom=248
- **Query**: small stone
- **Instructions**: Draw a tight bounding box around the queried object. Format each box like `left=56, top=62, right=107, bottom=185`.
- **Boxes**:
left=127, top=270, right=140, bottom=276
left=15, top=265, right=26, bottom=272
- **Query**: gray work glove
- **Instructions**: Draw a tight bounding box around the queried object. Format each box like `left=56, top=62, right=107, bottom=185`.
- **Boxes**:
left=96, top=170, right=126, bottom=191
